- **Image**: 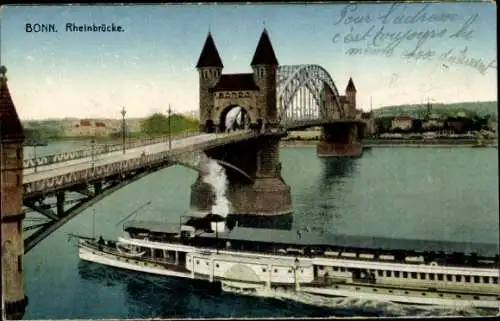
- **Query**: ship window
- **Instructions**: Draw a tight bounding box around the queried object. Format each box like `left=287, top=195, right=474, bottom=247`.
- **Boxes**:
left=377, top=270, right=383, bottom=277
left=274, top=269, right=278, bottom=273
left=482, top=276, right=489, bottom=284
left=318, top=266, right=324, bottom=270
left=473, top=276, right=480, bottom=283
left=262, top=268, right=267, bottom=272
left=340, top=267, right=345, bottom=272
left=288, top=269, right=292, bottom=273
left=206, top=262, right=209, bottom=266
left=389, top=290, right=393, bottom=293
left=421, top=293, right=426, bottom=296
left=333, top=267, right=338, bottom=271
left=429, top=273, right=435, bottom=280
left=300, top=269, right=304, bottom=273
left=403, top=272, right=408, bottom=278
left=411, top=272, right=417, bottom=279
left=492, top=277, right=498, bottom=284
left=372, top=288, right=378, bottom=292
left=394, top=271, right=400, bottom=278
left=404, top=291, right=409, bottom=294
left=420, top=273, right=426, bottom=280
left=455, top=275, right=462, bottom=282
left=465, top=275, right=471, bottom=283
left=437, top=274, right=444, bottom=281
left=355, top=287, right=360, bottom=290
left=473, top=296, right=480, bottom=300
left=456, top=295, right=461, bottom=298
left=196, top=260, right=199, bottom=265
left=439, top=294, right=443, bottom=297
left=386, top=270, right=392, bottom=277
left=216, top=264, right=219, bottom=268
left=188, top=259, right=191, bottom=263
left=446, top=275, right=453, bottom=281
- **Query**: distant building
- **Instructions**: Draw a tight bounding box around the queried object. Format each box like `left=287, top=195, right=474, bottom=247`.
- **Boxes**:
left=391, top=114, right=413, bottom=131
left=360, top=111, right=376, bottom=136
left=71, top=119, right=118, bottom=137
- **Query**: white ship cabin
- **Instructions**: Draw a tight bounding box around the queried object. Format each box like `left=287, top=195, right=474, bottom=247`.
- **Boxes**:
left=185, top=251, right=315, bottom=287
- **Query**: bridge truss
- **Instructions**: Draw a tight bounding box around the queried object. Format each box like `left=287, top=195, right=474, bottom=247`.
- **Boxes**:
left=277, top=64, right=344, bottom=128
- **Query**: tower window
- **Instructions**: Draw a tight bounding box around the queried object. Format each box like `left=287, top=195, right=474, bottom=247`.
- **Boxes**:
left=260, top=68, right=264, bottom=77
left=16, top=149, right=22, bottom=160
left=18, top=255, right=22, bottom=272
left=17, top=174, right=21, bottom=186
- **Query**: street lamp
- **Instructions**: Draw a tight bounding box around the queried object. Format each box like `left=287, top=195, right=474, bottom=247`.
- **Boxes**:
left=168, top=104, right=172, bottom=150
left=121, top=107, right=126, bottom=154
left=33, top=145, right=37, bottom=173
left=91, top=120, right=96, bottom=170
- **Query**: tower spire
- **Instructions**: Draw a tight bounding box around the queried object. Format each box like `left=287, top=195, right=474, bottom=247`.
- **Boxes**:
left=346, top=77, right=356, bottom=92
left=251, top=29, right=279, bottom=66
left=196, top=32, right=223, bottom=68
left=0, top=65, right=24, bottom=141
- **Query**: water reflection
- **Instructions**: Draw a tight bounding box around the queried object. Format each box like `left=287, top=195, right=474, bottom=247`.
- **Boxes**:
left=76, top=260, right=347, bottom=318
left=319, top=158, right=357, bottom=193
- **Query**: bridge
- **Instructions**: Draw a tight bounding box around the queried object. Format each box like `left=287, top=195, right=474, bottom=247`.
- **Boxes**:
left=0, top=29, right=365, bottom=319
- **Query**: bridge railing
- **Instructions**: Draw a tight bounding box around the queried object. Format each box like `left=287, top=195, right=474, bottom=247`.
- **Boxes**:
left=23, top=131, right=257, bottom=197
left=23, top=131, right=199, bottom=170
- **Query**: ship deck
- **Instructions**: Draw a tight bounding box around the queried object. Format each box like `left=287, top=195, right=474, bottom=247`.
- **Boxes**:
left=124, top=220, right=499, bottom=258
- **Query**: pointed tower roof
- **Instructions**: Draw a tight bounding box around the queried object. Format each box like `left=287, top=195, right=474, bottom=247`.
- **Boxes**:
left=0, top=66, right=24, bottom=141
left=251, top=29, right=279, bottom=66
left=346, top=77, right=356, bottom=92
left=196, top=32, right=224, bottom=68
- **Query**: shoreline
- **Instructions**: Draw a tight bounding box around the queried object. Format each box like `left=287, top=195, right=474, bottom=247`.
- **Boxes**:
left=281, top=139, right=498, bottom=148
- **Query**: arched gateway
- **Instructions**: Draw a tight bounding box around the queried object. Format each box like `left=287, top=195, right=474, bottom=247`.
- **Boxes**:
left=192, top=29, right=292, bottom=219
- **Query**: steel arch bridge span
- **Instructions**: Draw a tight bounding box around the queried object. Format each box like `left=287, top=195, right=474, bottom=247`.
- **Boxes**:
left=277, top=64, right=344, bottom=124
left=22, top=156, right=253, bottom=253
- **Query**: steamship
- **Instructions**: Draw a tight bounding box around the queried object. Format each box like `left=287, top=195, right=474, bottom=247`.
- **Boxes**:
left=76, top=214, right=500, bottom=310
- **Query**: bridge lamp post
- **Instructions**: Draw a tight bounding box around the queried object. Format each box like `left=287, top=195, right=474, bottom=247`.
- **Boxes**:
left=121, top=107, right=126, bottom=154
left=31, top=144, right=38, bottom=173
left=91, top=121, right=96, bottom=170
left=167, top=104, right=172, bottom=151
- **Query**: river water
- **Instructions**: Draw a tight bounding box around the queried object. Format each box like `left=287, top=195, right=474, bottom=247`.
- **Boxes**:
left=21, top=142, right=499, bottom=318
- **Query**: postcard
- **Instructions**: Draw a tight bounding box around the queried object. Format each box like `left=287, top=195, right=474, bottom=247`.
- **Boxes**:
left=0, top=2, right=498, bottom=320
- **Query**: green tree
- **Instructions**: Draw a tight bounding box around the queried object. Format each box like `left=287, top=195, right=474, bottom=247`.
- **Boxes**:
left=140, top=113, right=169, bottom=136
left=140, top=112, right=198, bottom=136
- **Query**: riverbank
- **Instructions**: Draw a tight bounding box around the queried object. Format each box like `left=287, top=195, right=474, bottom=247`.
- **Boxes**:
left=281, top=139, right=498, bottom=148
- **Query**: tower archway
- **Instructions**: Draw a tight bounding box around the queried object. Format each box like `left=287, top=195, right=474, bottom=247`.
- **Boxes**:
left=218, top=105, right=252, bottom=133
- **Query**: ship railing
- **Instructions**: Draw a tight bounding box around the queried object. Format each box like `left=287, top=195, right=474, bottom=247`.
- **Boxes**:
left=82, top=239, right=186, bottom=267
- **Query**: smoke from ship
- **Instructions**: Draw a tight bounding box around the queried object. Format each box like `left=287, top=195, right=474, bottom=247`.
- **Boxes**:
left=200, top=154, right=231, bottom=233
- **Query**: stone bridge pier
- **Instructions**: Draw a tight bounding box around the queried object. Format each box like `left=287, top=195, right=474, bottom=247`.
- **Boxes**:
left=317, top=121, right=365, bottom=157
left=190, top=134, right=292, bottom=229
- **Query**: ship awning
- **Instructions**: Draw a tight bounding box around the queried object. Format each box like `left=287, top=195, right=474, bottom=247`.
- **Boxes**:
left=199, top=227, right=499, bottom=258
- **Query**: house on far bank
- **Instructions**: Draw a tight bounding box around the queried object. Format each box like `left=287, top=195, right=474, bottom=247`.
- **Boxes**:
left=423, top=113, right=445, bottom=130
left=391, top=114, right=413, bottom=131
left=70, top=119, right=120, bottom=137
left=359, top=111, right=376, bottom=136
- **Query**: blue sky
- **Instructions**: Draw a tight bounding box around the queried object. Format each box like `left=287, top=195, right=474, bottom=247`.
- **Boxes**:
left=0, top=3, right=497, bottom=119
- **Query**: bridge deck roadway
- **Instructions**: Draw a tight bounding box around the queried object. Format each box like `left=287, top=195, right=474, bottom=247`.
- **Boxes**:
left=23, top=133, right=236, bottom=183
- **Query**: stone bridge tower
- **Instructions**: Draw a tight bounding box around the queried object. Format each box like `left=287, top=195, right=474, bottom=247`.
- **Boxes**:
left=196, top=32, right=223, bottom=133
left=191, top=30, right=292, bottom=226
left=0, top=66, right=28, bottom=319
